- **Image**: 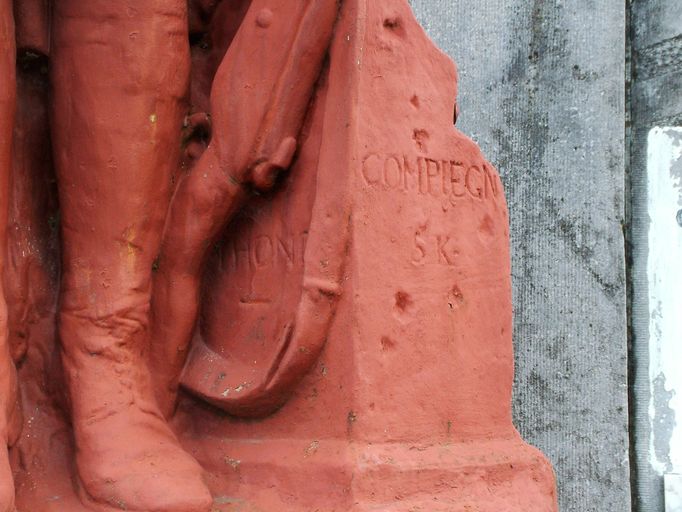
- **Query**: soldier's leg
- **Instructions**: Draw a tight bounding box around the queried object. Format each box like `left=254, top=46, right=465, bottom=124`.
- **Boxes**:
left=150, top=0, right=341, bottom=417
left=0, top=1, right=19, bottom=511
left=50, top=1, right=211, bottom=510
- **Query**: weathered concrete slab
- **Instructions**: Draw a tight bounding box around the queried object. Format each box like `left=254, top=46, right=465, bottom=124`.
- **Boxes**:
left=632, top=2, right=682, bottom=52
left=630, top=1, right=682, bottom=510
left=409, top=2, right=630, bottom=511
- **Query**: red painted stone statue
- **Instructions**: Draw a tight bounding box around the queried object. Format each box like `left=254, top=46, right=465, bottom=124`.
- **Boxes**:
left=0, top=0, right=558, bottom=510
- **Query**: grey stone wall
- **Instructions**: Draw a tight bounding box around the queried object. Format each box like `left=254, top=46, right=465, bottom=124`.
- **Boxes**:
left=410, top=2, right=631, bottom=511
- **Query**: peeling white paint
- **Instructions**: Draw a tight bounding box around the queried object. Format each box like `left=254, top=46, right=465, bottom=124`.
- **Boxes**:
left=647, top=127, right=682, bottom=477
left=667, top=474, right=682, bottom=512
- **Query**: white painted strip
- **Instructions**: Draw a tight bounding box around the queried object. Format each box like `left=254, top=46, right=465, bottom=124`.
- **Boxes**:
left=647, top=127, right=682, bottom=476
left=666, top=474, right=682, bottom=512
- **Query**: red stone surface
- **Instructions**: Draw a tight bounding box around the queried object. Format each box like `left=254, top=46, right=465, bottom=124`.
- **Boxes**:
left=0, top=0, right=558, bottom=511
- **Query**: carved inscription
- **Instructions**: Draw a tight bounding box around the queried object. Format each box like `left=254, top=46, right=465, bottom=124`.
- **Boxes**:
left=360, top=153, right=501, bottom=202
left=412, top=231, right=459, bottom=266
left=223, top=231, right=308, bottom=271
left=220, top=231, right=309, bottom=305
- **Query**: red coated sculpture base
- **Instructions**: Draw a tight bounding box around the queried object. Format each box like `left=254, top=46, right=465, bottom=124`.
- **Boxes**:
left=195, top=439, right=555, bottom=512
left=5, top=0, right=558, bottom=511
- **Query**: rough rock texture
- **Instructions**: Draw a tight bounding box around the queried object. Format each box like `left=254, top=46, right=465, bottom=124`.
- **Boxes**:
left=409, top=2, right=631, bottom=512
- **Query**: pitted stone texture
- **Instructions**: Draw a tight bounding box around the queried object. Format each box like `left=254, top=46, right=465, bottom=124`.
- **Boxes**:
left=410, top=2, right=630, bottom=512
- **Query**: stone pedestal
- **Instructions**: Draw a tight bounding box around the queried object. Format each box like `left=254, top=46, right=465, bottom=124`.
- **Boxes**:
left=176, top=1, right=559, bottom=510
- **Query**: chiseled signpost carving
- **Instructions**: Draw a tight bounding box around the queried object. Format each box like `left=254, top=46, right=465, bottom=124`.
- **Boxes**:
left=0, top=0, right=558, bottom=511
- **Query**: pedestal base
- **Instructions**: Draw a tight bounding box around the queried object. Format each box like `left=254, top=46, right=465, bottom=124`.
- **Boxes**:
left=191, top=437, right=557, bottom=512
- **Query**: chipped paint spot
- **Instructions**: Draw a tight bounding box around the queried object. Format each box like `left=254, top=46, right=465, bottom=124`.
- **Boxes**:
left=224, top=457, right=241, bottom=470
left=647, top=127, right=682, bottom=475
left=304, top=440, right=320, bottom=457
left=653, top=373, right=676, bottom=472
